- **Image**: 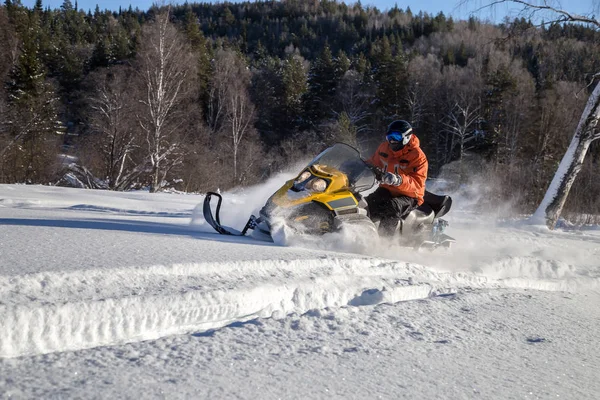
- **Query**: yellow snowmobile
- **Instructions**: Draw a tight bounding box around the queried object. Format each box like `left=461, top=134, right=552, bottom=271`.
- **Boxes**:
left=203, top=143, right=454, bottom=248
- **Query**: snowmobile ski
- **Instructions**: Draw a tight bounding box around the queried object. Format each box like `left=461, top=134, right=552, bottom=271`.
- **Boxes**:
left=203, top=192, right=258, bottom=236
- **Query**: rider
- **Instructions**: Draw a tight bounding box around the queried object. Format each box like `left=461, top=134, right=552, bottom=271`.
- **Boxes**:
left=366, top=120, right=428, bottom=236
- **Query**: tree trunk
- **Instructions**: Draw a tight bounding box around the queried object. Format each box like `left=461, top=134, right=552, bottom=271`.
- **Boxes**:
left=150, top=171, right=158, bottom=193
left=150, top=160, right=160, bottom=193
left=531, top=81, right=600, bottom=228
left=233, top=134, right=238, bottom=182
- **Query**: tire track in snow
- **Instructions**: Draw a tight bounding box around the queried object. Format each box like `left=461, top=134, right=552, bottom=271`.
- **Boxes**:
left=0, top=257, right=597, bottom=358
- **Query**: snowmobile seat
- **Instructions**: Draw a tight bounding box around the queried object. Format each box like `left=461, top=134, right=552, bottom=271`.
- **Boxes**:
left=423, top=191, right=452, bottom=218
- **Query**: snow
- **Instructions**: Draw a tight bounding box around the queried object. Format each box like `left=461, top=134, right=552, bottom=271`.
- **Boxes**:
left=0, top=182, right=599, bottom=398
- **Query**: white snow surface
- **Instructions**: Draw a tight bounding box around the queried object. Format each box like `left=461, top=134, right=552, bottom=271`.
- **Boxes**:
left=0, top=182, right=599, bottom=399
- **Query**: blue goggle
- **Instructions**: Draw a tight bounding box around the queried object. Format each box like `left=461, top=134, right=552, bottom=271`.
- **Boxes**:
left=386, top=130, right=411, bottom=143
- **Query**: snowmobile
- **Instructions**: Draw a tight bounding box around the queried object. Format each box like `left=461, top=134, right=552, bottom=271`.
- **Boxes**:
left=203, top=143, right=455, bottom=249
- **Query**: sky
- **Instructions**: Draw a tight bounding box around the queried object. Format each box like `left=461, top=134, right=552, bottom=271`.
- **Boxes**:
left=18, top=0, right=600, bottom=23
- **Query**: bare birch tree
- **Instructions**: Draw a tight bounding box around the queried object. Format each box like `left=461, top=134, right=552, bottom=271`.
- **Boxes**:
left=437, top=63, right=483, bottom=169
left=212, top=50, right=257, bottom=183
left=87, top=67, right=138, bottom=190
left=207, top=50, right=238, bottom=133
left=443, top=100, right=481, bottom=162
left=464, top=0, right=600, bottom=228
left=226, top=64, right=255, bottom=182
left=135, top=10, right=197, bottom=192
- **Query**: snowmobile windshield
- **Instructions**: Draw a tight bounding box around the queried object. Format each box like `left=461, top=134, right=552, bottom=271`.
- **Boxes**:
left=307, top=143, right=376, bottom=192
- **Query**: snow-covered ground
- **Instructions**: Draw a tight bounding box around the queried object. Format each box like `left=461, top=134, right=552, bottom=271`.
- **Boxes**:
left=0, top=182, right=599, bottom=399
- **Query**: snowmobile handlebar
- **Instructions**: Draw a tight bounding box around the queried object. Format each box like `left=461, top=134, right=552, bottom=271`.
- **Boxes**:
left=363, top=161, right=384, bottom=182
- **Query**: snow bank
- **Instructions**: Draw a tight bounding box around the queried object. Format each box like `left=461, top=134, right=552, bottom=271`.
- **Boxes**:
left=0, top=257, right=453, bottom=358
left=2, top=253, right=598, bottom=358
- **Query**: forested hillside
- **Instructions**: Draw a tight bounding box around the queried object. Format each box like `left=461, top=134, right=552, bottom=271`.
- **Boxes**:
left=0, top=0, right=598, bottom=221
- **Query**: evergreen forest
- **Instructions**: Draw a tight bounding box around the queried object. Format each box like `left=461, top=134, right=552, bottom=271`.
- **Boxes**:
left=1, top=0, right=599, bottom=222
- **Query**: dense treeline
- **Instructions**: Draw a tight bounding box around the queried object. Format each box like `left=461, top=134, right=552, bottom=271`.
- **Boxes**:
left=0, top=0, right=599, bottom=221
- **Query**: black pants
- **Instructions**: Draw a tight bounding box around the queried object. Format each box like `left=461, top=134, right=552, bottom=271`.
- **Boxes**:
left=366, top=187, right=418, bottom=236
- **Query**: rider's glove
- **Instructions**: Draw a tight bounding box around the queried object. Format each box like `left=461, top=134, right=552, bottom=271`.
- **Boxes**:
left=382, top=172, right=403, bottom=186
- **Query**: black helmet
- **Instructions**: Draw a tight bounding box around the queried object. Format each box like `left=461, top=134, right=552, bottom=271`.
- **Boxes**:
left=386, top=120, right=413, bottom=151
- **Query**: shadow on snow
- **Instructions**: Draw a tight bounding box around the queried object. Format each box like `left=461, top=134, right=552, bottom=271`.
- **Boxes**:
left=0, top=217, right=273, bottom=246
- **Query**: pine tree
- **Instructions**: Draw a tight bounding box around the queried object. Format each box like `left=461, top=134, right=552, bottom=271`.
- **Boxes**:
left=5, top=11, right=62, bottom=183
left=184, top=9, right=211, bottom=98
left=373, top=36, right=408, bottom=122
left=90, top=36, right=111, bottom=68
left=283, top=53, right=308, bottom=126
left=304, top=43, right=337, bottom=127
left=334, top=49, right=350, bottom=81
left=329, top=111, right=357, bottom=146
left=8, top=12, right=46, bottom=103
left=60, top=0, right=72, bottom=13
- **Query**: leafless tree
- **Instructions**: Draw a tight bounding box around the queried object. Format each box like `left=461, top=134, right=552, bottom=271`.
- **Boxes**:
left=466, top=0, right=600, bottom=27
left=464, top=0, right=600, bottom=228
left=436, top=63, right=484, bottom=170
left=405, top=83, right=427, bottom=130
left=207, top=49, right=238, bottom=132
left=443, top=100, right=481, bottom=162
left=501, top=68, right=535, bottom=170
left=533, top=77, right=600, bottom=226
left=406, top=54, right=443, bottom=129
left=334, top=70, right=373, bottom=135
left=86, top=67, right=139, bottom=190
left=534, top=82, right=585, bottom=164
left=135, top=10, right=198, bottom=192
left=227, top=81, right=255, bottom=182
left=212, top=50, right=257, bottom=183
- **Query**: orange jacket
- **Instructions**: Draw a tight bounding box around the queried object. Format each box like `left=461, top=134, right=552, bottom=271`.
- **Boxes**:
left=368, top=135, right=428, bottom=205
